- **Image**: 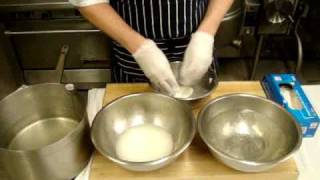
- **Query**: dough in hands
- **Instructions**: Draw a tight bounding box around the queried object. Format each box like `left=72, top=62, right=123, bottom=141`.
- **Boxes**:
left=115, top=124, right=173, bottom=162
left=174, top=86, right=194, bottom=99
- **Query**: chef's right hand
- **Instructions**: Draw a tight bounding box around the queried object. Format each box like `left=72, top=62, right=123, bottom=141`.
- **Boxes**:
left=133, top=39, right=179, bottom=95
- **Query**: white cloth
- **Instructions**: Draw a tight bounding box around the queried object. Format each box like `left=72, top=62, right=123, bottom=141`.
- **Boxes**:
left=69, top=0, right=109, bottom=7
left=180, top=31, right=214, bottom=86
left=133, top=39, right=178, bottom=95
left=75, top=88, right=105, bottom=180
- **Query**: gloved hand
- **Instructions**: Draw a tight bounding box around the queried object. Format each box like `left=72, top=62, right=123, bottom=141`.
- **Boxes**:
left=180, top=31, right=214, bottom=86
left=133, top=39, right=178, bottom=95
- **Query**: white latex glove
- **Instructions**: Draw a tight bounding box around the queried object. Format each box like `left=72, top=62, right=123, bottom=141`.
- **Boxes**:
left=180, top=31, right=214, bottom=86
left=133, top=39, right=178, bottom=95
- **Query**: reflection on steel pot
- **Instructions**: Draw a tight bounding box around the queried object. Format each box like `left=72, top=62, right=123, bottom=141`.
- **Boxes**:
left=215, top=0, right=244, bottom=48
left=0, top=83, right=93, bottom=180
left=215, top=9, right=243, bottom=48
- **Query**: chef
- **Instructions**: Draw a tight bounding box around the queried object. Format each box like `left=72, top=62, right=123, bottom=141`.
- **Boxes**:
left=70, top=0, right=234, bottom=95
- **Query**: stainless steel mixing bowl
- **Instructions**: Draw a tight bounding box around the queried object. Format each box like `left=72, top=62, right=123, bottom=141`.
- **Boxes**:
left=198, top=94, right=302, bottom=172
left=152, top=61, right=218, bottom=101
left=0, top=83, right=93, bottom=180
left=91, top=93, right=196, bottom=171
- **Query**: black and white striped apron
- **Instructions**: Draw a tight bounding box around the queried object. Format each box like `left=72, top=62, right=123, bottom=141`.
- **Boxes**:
left=110, top=0, right=209, bottom=82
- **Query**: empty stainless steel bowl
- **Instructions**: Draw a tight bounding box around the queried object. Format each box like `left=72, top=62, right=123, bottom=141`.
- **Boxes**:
left=198, top=94, right=302, bottom=172
left=91, top=93, right=196, bottom=171
left=152, top=61, right=218, bottom=101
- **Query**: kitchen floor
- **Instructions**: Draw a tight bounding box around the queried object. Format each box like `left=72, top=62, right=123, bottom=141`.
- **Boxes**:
left=218, top=58, right=320, bottom=83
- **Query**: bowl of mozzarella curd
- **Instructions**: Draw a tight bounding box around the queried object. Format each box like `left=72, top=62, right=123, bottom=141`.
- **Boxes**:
left=91, top=93, right=196, bottom=171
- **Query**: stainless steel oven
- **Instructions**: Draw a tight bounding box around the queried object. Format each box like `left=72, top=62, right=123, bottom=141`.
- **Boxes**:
left=1, top=7, right=112, bottom=89
left=0, top=26, right=23, bottom=100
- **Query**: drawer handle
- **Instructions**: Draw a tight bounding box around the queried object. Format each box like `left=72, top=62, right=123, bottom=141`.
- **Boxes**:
left=4, top=29, right=100, bottom=35
left=81, top=59, right=109, bottom=65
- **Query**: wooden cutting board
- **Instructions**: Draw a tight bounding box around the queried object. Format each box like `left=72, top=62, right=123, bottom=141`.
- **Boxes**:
left=90, top=82, right=298, bottom=180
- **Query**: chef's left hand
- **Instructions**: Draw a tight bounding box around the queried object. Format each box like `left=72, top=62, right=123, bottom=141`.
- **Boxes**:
left=180, top=31, right=214, bottom=86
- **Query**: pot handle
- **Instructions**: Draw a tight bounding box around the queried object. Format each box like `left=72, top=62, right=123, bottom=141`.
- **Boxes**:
left=55, top=45, right=69, bottom=83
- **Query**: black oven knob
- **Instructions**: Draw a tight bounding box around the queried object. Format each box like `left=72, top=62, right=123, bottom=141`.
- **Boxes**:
left=265, top=0, right=294, bottom=24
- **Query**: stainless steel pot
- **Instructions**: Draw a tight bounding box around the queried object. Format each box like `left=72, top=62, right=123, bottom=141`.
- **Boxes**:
left=215, top=0, right=244, bottom=48
left=0, top=83, right=93, bottom=180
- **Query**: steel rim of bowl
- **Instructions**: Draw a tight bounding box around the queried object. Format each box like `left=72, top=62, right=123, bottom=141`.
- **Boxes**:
left=174, top=81, right=219, bottom=101
left=91, top=92, right=197, bottom=167
left=151, top=61, right=219, bottom=101
left=0, top=83, right=88, bottom=154
left=197, top=93, right=303, bottom=167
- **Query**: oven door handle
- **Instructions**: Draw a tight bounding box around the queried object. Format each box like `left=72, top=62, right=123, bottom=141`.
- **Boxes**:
left=4, top=29, right=101, bottom=35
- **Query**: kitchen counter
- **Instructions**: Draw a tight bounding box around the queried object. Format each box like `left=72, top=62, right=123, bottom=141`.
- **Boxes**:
left=0, top=0, right=74, bottom=12
left=89, top=82, right=299, bottom=180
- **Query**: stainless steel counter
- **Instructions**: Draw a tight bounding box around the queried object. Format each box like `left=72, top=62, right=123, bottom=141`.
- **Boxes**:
left=0, top=0, right=74, bottom=12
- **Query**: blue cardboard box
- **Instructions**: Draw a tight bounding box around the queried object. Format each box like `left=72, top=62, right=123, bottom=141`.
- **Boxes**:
left=262, top=74, right=320, bottom=137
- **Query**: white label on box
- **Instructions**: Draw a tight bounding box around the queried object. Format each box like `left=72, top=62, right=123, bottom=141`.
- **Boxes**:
left=274, top=76, right=282, bottom=81
left=310, top=122, right=318, bottom=129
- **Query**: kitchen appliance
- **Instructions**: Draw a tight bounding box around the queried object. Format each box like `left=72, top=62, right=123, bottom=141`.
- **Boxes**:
left=0, top=1, right=72, bottom=12
left=91, top=93, right=196, bottom=171
left=151, top=61, right=218, bottom=101
left=259, top=0, right=298, bottom=35
left=240, top=0, right=301, bottom=38
left=241, top=0, right=262, bottom=36
left=246, top=0, right=303, bottom=79
left=0, top=83, right=93, bottom=180
left=0, top=25, right=23, bottom=100
left=198, top=93, right=302, bottom=172
left=0, top=5, right=112, bottom=89
left=217, top=0, right=299, bottom=58
left=215, top=0, right=244, bottom=49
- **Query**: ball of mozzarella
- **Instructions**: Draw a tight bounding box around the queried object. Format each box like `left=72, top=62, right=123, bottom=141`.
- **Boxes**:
left=174, top=86, right=194, bottom=99
left=115, top=124, right=173, bottom=162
